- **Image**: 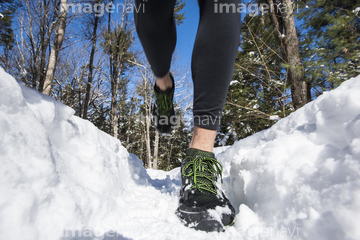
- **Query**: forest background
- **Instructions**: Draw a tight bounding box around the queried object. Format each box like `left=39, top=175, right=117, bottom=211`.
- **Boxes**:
left=1, top=0, right=359, bottom=170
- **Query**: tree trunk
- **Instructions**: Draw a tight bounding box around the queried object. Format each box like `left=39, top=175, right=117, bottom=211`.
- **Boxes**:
left=38, top=6, right=55, bottom=92
left=267, top=0, right=308, bottom=109
left=83, top=8, right=100, bottom=119
left=282, top=0, right=307, bottom=108
left=107, top=1, right=120, bottom=139
left=42, top=0, right=68, bottom=96
left=110, top=79, right=119, bottom=138
left=108, top=4, right=116, bottom=137
left=167, top=143, right=173, bottom=170
left=140, top=131, right=144, bottom=164
left=145, top=110, right=152, bottom=168
left=143, top=74, right=152, bottom=168
left=153, top=130, right=159, bottom=170
left=108, top=1, right=127, bottom=139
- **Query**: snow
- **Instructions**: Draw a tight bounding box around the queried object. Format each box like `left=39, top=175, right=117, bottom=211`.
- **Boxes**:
left=354, top=7, right=360, bottom=15
left=1, top=69, right=360, bottom=240
left=229, top=80, right=237, bottom=86
left=270, top=115, right=280, bottom=120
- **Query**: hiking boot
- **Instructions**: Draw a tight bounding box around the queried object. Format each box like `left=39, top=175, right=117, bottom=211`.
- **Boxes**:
left=152, top=73, right=176, bottom=134
left=176, top=148, right=235, bottom=232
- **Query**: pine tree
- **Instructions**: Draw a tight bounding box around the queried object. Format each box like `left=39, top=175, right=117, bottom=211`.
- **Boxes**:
left=0, top=0, right=19, bottom=71
left=174, top=0, right=186, bottom=25
left=102, top=8, right=134, bottom=138
left=298, top=0, right=360, bottom=91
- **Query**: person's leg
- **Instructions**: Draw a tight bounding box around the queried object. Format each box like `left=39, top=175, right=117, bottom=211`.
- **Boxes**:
left=190, top=0, right=241, bottom=152
left=134, top=0, right=177, bottom=134
left=177, top=1, right=240, bottom=231
left=134, top=0, right=176, bottom=90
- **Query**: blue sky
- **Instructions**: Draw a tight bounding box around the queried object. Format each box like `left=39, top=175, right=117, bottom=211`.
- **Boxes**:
left=130, top=0, right=304, bottom=89
left=174, top=0, right=199, bottom=71
left=130, top=1, right=200, bottom=81
left=171, top=0, right=304, bottom=71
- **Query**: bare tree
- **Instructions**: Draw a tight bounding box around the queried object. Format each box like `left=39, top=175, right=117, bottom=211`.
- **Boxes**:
left=104, top=0, right=134, bottom=138
left=15, top=0, right=58, bottom=89
left=132, top=59, right=153, bottom=168
left=83, top=0, right=101, bottom=119
left=153, top=130, right=159, bottom=169
left=42, top=0, right=68, bottom=95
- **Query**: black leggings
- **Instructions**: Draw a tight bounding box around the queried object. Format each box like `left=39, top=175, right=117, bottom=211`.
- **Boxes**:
left=134, top=0, right=240, bottom=130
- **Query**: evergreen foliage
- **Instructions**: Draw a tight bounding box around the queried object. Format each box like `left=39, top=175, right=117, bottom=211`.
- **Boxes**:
left=0, top=0, right=19, bottom=70
left=218, top=13, right=292, bottom=145
left=174, top=0, right=186, bottom=25
left=298, top=0, right=360, bottom=92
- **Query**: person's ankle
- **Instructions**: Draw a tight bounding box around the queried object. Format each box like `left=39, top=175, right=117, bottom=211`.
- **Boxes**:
left=155, top=72, right=173, bottom=91
left=187, top=148, right=213, bottom=155
left=189, top=126, right=216, bottom=153
left=188, top=146, right=213, bottom=153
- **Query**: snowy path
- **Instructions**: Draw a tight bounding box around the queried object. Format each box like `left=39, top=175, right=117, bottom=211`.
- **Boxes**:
left=1, top=68, right=360, bottom=240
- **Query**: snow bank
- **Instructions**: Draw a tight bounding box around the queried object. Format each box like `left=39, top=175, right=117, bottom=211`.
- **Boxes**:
left=0, top=69, right=180, bottom=240
left=1, top=67, right=360, bottom=240
left=219, top=76, right=360, bottom=240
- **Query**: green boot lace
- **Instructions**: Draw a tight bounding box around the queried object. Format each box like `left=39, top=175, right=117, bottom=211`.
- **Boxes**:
left=182, top=155, right=223, bottom=194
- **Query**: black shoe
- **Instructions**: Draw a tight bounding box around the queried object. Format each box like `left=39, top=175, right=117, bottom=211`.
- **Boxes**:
left=176, top=148, right=235, bottom=232
left=152, top=74, right=176, bottom=134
